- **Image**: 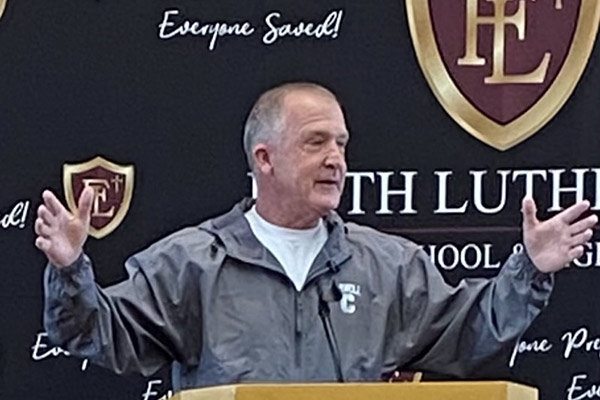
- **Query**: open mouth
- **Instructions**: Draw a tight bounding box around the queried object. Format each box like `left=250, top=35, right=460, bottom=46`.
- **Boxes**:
left=315, top=180, right=340, bottom=189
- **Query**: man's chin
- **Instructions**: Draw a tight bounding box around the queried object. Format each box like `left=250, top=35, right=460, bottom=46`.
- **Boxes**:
left=312, top=196, right=341, bottom=215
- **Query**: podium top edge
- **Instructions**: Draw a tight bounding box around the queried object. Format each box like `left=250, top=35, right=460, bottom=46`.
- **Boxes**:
left=208, top=381, right=533, bottom=390
left=175, top=380, right=538, bottom=399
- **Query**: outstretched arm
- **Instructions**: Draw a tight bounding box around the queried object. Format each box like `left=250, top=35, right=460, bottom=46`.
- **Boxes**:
left=37, top=189, right=203, bottom=376
left=400, top=198, right=597, bottom=377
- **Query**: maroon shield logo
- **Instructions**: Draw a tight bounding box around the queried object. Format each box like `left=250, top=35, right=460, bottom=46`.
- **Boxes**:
left=406, top=0, right=600, bottom=150
left=63, top=156, right=135, bottom=239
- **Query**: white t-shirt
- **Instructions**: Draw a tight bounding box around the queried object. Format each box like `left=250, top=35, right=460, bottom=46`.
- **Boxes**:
left=244, top=206, right=328, bottom=291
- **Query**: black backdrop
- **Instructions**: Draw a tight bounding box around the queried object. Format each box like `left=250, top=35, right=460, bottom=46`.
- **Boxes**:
left=1, top=1, right=600, bottom=399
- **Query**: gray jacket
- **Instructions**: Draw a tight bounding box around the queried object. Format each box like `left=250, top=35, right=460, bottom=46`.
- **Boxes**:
left=44, top=199, right=553, bottom=391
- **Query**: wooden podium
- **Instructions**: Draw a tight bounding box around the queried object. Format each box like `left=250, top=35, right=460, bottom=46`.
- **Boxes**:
left=172, top=381, right=537, bottom=400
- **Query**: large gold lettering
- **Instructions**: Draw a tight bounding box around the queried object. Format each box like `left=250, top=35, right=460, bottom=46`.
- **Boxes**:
left=458, top=0, right=551, bottom=84
left=82, top=178, right=115, bottom=218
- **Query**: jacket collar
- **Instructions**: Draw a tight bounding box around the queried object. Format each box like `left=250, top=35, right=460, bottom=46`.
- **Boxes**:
left=199, top=198, right=352, bottom=279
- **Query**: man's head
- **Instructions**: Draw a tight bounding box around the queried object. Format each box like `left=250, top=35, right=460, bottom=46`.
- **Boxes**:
left=243, top=82, right=349, bottom=228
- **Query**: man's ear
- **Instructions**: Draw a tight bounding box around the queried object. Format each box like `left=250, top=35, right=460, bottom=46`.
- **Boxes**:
left=253, top=143, right=273, bottom=175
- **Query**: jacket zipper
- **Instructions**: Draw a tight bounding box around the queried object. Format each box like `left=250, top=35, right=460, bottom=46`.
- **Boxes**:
left=294, top=291, right=303, bottom=370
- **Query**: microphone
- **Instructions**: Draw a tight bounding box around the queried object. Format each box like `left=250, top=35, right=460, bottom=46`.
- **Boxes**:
left=317, top=279, right=344, bottom=383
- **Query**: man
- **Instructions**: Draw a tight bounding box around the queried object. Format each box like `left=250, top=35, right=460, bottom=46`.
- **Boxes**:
left=36, top=82, right=597, bottom=390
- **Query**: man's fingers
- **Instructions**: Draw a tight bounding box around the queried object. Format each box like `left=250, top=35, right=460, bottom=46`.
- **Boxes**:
left=568, top=214, right=598, bottom=236
left=559, top=200, right=591, bottom=224
left=35, top=236, right=51, bottom=252
left=37, top=205, right=56, bottom=226
left=77, top=187, right=94, bottom=220
left=568, top=245, right=585, bottom=261
left=34, top=218, right=53, bottom=237
left=42, top=190, right=69, bottom=217
left=34, top=218, right=42, bottom=236
left=521, top=197, right=538, bottom=228
left=569, top=229, right=594, bottom=247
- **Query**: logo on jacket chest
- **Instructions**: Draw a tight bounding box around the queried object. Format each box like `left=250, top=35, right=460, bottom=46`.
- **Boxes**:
left=338, top=283, right=361, bottom=314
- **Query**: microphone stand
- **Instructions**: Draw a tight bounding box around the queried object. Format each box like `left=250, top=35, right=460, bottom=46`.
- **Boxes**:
left=318, top=281, right=344, bottom=383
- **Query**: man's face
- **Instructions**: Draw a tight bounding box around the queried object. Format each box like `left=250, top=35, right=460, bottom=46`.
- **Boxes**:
left=268, top=90, right=349, bottom=218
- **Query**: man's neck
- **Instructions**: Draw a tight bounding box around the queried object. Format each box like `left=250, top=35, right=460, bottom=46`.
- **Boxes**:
left=255, top=198, right=321, bottom=229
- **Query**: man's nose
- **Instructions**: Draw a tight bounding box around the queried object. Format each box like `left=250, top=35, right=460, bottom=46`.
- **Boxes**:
left=324, top=141, right=345, bottom=168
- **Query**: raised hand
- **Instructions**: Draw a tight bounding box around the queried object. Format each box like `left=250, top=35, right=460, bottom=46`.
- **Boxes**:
left=34, top=187, right=94, bottom=268
left=522, top=197, right=598, bottom=273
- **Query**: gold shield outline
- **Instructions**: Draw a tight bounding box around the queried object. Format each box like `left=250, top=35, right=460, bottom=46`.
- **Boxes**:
left=0, top=0, right=7, bottom=21
left=406, top=0, right=600, bottom=150
left=63, top=156, right=135, bottom=239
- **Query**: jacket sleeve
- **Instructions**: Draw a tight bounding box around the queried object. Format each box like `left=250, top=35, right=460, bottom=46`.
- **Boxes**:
left=398, top=247, right=553, bottom=378
left=43, top=228, right=205, bottom=376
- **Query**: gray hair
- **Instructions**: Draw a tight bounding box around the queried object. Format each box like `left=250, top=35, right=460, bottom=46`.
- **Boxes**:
left=243, top=82, right=338, bottom=170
